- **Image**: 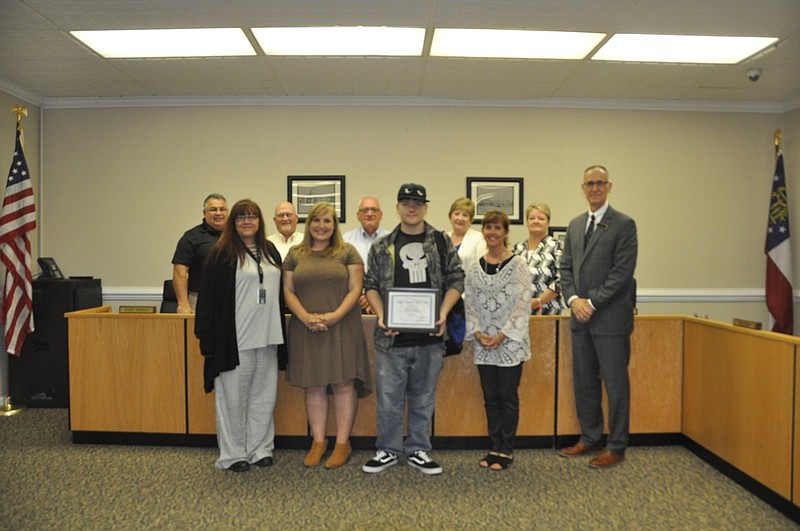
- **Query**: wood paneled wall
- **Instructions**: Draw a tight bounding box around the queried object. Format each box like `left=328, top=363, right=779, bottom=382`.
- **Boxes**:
left=66, top=309, right=800, bottom=507
left=69, top=310, right=683, bottom=440
left=68, top=308, right=186, bottom=433
left=557, top=317, right=684, bottom=435
left=683, top=320, right=797, bottom=501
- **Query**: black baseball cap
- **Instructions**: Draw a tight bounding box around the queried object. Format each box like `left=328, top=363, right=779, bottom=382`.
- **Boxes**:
left=397, top=183, right=429, bottom=203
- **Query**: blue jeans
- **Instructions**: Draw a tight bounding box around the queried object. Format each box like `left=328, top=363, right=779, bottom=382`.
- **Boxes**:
left=375, top=343, right=444, bottom=455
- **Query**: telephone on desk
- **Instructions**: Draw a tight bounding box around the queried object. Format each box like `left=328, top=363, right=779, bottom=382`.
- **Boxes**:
left=37, top=257, right=64, bottom=279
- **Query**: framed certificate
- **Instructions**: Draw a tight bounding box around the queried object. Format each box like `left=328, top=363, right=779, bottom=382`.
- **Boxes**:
left=384, top=288, right=440, bottom=333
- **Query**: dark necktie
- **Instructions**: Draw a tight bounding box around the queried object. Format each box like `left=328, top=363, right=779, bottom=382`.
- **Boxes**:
left=585, top=214, right=596, bottom=247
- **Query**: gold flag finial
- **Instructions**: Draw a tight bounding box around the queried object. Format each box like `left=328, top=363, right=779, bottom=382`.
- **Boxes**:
left=774, top=129, right=782, bottom=153
left=11, top=104, right=28, bottom=124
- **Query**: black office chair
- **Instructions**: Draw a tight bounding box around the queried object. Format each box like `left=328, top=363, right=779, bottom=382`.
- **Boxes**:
left=160, top=280, right=178, bottom=313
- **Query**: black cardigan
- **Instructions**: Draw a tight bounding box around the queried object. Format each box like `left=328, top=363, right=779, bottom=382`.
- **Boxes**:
left=194, top=241, right=288, bottom=393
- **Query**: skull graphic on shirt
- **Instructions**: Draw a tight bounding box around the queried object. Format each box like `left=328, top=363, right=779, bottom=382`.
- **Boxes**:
left=400, top=242, right=427, bottom=284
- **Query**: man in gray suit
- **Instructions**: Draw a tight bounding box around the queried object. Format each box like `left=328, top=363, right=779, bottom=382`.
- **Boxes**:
left=558, top=165, right=638, bottom=468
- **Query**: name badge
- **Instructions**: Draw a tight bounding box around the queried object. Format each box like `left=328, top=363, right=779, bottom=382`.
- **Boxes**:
left=258, top=288, right=266, bottom=304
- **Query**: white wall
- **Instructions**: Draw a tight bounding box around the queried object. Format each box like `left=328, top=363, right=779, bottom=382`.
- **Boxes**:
left=40, top=104, right=784, bottom=295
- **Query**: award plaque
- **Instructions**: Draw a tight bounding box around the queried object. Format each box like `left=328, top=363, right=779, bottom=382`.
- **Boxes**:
left=384, top=288, right=440, bottom=332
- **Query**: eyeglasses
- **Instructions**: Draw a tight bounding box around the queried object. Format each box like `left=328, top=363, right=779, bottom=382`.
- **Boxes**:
left=583, top=181, right=610, bottom=189
left=359, top=207, right=381, bottom=213
left=275, top=213, right=295, bottom=219
left=236, top=214, right=258, bottom=221
left=205, top=207, right=228, bottom=213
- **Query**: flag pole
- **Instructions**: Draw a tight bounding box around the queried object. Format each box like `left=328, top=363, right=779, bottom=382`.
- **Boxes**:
left=11, top=104, right=27, bottom=124
left=775, top=128, right=782, bottom=155
left=1, top=104, right=28, bottom=417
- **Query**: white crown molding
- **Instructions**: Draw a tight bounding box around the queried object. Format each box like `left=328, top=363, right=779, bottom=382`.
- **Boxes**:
left=40, top=95, right=787, bottom=113
left=0, top=79, right=42, bottom=107
left=784, top=96, right=800, bottom=112
left=636, top=288, right=767, bottom=303
left=104, top=286, right=163, bottom=301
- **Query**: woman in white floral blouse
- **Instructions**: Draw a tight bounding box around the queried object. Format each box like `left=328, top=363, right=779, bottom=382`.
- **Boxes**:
left=512, top=202, right=565, bottom=315
left=464, top=210, right=533, bottom=471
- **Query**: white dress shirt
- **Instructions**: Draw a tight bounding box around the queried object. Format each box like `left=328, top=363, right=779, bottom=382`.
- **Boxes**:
left=343, top=226, right=389, bottom=273
left=267, top=231, right=304, bottom=259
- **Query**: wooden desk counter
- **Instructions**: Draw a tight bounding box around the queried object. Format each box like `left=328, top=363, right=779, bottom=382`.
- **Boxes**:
left=557, top=316, right=684, bottom=437
left=67, top=310, right=685, bottom=443
left=67, top=307, right=187, bottom=433
left=436, top=317, right=557, bottom=437
left=186, top=317, right=371, bottom=438
left=683, top=318, right=799, bottom=501
left=66, top=309, right=800, bottom=513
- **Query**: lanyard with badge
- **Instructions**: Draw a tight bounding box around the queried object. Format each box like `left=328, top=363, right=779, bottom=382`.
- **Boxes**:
left=245, top=247, right=267, bottom=304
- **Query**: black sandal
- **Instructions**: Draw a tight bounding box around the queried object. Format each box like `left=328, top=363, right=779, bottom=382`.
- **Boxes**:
left=479, top=454, right=499, bottom=468
left=490, top=455, right=513, bottom=470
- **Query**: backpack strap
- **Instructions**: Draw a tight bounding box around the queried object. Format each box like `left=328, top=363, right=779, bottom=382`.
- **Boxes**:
left=433, top=230, right=447, bottom=280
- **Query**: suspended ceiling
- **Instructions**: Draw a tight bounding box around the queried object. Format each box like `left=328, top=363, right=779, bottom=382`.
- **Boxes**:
left=1, top=0, right=799, bottom=110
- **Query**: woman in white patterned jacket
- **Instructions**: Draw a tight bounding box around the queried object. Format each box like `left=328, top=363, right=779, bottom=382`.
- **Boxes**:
left=464, top=210, right=533, bottom=471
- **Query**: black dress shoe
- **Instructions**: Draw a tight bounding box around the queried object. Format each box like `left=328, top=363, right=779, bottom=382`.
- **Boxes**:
left=228, top=460, right=251, bottom=472
left=254, top=456, right=274, bottom=467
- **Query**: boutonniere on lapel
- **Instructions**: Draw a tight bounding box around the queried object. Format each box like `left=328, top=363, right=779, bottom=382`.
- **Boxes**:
left=597, top=222, right=609, bottom=230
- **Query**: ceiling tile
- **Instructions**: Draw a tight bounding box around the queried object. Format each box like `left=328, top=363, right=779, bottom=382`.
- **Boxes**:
left=0, top=0, right=797, bottom=106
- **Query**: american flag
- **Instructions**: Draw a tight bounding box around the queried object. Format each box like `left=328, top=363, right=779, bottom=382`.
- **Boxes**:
left=0, top=122, right=36, bottom=355
left=765, top=151, right=793, bottom=334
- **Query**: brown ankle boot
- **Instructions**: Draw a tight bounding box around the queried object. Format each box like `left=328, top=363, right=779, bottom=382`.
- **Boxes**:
left=324, top=442, right=352, bottom=469
left=303, top=440, right=328, bottom=467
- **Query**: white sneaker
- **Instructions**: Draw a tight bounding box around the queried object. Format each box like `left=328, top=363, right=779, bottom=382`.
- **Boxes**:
left=362, top=450, right=399, bottom=473
left=406, top=450, right=442, bottom=475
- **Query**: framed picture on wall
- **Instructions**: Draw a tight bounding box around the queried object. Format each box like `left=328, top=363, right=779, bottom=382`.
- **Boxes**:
left=288, top=175, right=346, bottom=222
left=466, top=177, right=524, bottom=224
left=548, top=226, right=568, bottom=248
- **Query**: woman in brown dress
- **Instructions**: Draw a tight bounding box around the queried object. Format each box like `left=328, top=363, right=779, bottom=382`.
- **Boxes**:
left=282, top=202, right=371, bottom=469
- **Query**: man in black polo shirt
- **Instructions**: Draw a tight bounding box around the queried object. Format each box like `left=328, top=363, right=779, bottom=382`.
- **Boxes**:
left=171, top=193, right=228, bottom=313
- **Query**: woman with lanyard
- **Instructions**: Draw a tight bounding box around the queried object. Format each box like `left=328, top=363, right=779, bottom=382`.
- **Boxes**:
left=283, top=202, right=370, bottom=469
left=195, top=199, right=286, bottom=472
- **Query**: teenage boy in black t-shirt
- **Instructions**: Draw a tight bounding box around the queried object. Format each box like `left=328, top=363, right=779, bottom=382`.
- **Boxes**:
left=362, top=183, right=464, bottom=475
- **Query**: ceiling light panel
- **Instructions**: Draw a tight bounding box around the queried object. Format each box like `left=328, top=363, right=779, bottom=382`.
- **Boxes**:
left=252, top=27, right=425, bottom=56
left=430, top=29, right=606, bottom=59
left=591, top=34, right=779, bottom=64
left=71, top=28, right=256, bottom=58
